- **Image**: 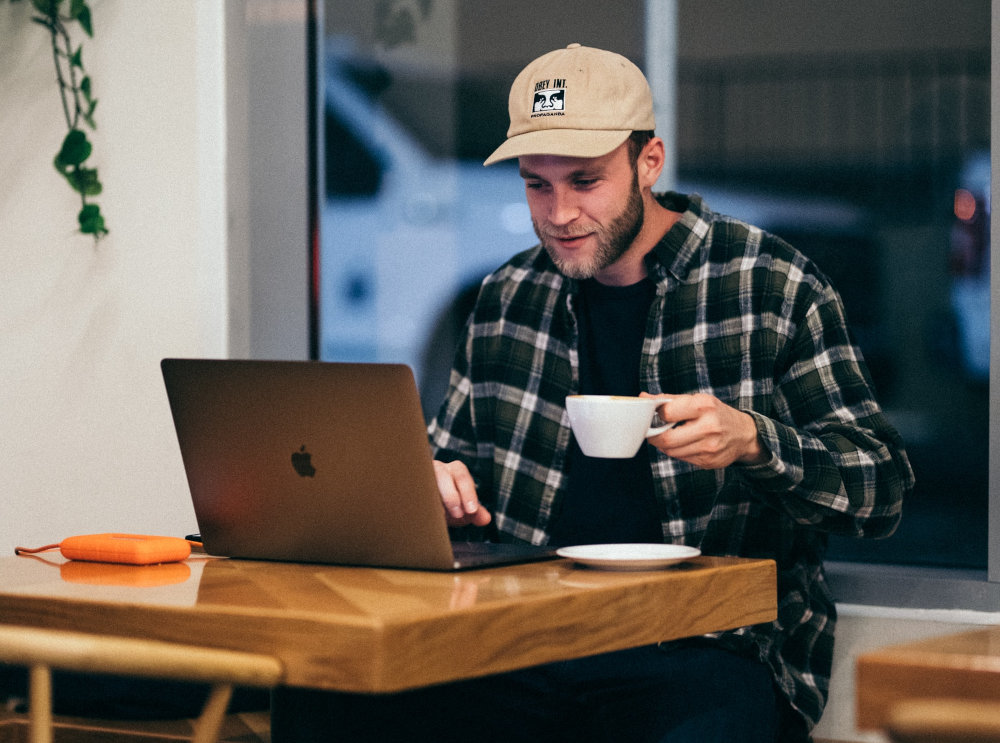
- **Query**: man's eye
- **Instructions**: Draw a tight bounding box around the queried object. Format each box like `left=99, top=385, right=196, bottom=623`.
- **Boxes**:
left=574, top=178, right=599, bottom=188
left=524, top=181, right=546, bottom=190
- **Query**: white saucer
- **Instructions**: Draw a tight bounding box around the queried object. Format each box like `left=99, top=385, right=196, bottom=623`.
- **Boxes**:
left=556, top=543, right=701, bottom=571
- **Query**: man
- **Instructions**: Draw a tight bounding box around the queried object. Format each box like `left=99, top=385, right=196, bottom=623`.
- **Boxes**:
left=427, top=44, right=912, bottom=741
left=273, top=43, right=912, bottom=742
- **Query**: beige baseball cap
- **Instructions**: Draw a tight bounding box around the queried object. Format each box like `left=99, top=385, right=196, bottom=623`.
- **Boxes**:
left=483, top=43, right=654, bottom=166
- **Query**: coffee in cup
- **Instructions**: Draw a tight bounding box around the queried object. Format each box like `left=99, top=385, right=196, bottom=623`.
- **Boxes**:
left=565, top=395, right=674, bottom=458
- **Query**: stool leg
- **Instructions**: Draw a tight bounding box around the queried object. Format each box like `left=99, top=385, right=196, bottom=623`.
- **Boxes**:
left=28, top=664, right=53, bottom=743
left=192, top=683, right=234, bottom=743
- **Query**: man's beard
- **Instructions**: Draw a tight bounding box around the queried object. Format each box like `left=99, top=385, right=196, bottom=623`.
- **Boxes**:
left=535, top=175, right=645, bottom=280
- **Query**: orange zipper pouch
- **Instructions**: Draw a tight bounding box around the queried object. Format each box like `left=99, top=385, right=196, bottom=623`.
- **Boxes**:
left=16, top=534, right=192, bottom=565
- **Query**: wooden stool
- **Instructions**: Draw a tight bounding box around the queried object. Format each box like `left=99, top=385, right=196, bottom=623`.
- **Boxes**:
left=0, top=625, right=282, bottom=743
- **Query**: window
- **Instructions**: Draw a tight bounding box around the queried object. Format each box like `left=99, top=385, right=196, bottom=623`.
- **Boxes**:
left=317, top=0, right=644, bottom=417
left=670, top=3, right=991, bottom=572
left=316, top=0, right=991, bottom=575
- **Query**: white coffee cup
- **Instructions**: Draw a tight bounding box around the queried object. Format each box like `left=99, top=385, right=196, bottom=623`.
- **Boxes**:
left=565, top=395, right=674, bottom=458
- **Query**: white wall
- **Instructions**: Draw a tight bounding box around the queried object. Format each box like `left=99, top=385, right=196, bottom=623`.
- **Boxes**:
left=0, top=1, right=228, bottom=553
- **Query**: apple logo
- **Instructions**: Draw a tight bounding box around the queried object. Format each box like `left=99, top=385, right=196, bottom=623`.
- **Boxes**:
left=291, top=445, right=316, bottom=477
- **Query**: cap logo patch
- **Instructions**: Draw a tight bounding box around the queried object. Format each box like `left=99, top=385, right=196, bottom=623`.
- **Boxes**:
left=532, top=79, right=566, bottom=117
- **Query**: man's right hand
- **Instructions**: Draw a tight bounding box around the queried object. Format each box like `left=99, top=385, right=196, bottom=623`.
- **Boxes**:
left=433, top=460, right=492, bottom=528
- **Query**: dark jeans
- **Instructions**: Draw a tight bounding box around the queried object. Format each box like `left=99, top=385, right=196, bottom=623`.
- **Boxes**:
left=272, top=644, right=792, bottom=743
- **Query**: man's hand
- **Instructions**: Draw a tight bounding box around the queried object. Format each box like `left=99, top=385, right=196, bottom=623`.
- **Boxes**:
left=433, top=460, right=492, bottom=527
left=640, top=392, right=768, bottom=469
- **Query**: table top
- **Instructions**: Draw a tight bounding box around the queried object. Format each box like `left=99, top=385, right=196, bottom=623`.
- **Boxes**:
left=856, top=626, right=1000, bottom=730
left=0, top=553, right=776, bottom=693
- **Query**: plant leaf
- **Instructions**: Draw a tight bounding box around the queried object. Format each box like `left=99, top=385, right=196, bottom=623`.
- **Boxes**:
left=82, top=100, right=98, bottom=130
left=74, top=3, right=93, bottom=37
left=57, top=165, right=101, bottom=196
left=78, top=203, right=108, bottom=236
left=53, top=128, right=91, bottom=169
left=31, top=0, right=57, bottom=17
left=82, top=168, right=101, bottom=196
left=69, top=45, right=83, bottom=68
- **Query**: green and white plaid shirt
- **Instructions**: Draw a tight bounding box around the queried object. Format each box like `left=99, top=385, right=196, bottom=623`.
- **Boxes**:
left=428, top=192, right=913, bottom=731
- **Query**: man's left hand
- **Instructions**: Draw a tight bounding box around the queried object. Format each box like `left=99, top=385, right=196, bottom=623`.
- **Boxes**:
left=640, top=392, right=768, bottom=469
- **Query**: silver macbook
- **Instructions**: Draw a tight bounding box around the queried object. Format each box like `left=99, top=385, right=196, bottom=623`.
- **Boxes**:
left=160, top=358, right=556, bottom=571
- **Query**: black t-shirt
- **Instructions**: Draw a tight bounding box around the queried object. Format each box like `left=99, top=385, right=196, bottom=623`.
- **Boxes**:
left=548, top=277, right=662, bottom=547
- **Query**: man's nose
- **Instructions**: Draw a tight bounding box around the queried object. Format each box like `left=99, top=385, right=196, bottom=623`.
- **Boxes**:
left=548, top=187, right=580, bottom=225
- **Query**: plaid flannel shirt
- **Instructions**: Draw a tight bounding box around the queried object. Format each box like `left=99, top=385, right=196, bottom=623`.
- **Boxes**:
left=428, top=192, right=913, bottom=731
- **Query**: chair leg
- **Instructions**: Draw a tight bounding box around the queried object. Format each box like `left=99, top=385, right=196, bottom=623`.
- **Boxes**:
left=191, top=683, right=235, bottom=743
left=28, top=664, right=53, bottom=743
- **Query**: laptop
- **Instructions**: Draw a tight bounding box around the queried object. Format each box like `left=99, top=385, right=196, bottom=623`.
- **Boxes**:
left=160, top=358, right=557, bottom=571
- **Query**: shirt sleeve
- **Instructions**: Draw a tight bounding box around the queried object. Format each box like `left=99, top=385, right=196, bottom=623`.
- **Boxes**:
left=738, top=284, right=913, bottom=538
left=427, top=329, right=482, bottom=475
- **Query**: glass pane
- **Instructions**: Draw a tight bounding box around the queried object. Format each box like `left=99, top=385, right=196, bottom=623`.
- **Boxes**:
left=672, top=1, right=989, bottom=569
left=319, top=0, right=642, bottom=418
left=318, top=0, right=989, bottom=569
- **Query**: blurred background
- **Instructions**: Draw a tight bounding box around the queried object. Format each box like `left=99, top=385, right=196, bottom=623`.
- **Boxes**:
left=316, top=0, right=990, bottom=571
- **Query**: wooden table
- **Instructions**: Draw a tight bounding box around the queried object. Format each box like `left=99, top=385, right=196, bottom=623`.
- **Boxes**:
left=0, top=553, right=775, bottom=693
left=856, top=626, right=1000, bottom=731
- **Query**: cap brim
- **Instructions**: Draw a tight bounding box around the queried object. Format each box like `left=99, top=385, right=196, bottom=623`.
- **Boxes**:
left=483, top=129, right=632, bottom=166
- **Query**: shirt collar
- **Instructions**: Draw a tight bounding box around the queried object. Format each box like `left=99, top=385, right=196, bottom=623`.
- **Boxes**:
left=645, top=191, right=714, bottom=287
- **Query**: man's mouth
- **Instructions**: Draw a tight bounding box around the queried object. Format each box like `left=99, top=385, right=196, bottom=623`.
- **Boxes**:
left=547, top=232, right=593, bottom=249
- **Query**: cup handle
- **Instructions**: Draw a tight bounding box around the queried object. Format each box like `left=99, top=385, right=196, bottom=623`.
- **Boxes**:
left=647, top=420, right=676, bottom=437
left=646, top=406, right=676, bottom=438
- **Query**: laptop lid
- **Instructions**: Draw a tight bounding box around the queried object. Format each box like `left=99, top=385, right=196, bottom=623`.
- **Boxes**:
left=161, top=359, right=554, bottom=571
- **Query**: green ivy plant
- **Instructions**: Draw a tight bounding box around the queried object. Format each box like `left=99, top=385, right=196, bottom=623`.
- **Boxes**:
left=13, top=0, right=107, bottom=240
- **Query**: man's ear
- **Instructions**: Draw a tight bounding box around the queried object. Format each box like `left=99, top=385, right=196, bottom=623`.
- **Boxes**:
left=637, top=137, right=666, bottom=189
